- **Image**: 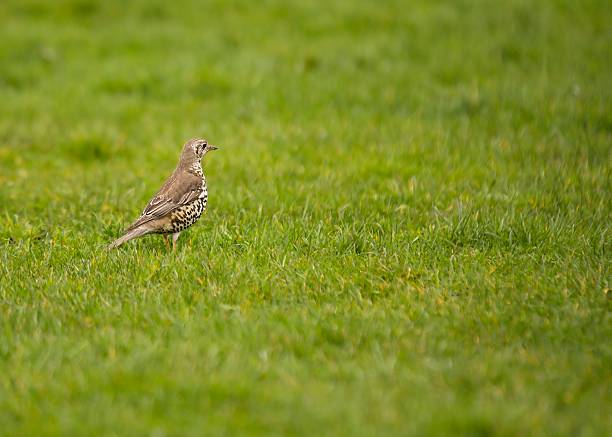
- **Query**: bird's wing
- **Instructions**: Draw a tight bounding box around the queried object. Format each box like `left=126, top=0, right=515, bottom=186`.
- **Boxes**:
left=125, top=173, right=203, bottom=231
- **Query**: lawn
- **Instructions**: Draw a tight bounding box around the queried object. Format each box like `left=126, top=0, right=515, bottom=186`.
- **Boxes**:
left=0, top=0, right=610, bottom=435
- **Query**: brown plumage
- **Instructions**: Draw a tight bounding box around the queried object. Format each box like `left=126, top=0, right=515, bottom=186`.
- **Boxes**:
left=108, top=138, right=218, bottom=250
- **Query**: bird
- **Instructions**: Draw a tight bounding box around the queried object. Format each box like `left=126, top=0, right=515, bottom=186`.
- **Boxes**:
left=108, top=138, right=218, bottom=251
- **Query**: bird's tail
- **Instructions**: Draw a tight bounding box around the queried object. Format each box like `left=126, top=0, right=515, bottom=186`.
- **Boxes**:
left=107, top=226, right=150, bottom=250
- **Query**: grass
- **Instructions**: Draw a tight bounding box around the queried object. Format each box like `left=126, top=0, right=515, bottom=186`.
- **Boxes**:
left=0, top=0, right=610, bottom=435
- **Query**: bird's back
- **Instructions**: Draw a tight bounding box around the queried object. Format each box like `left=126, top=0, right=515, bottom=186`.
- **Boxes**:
left=126, top=162, right=205, bottom=232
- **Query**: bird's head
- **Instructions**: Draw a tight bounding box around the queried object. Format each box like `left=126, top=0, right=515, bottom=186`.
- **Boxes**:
left=182, top=138, right=218, bottom=163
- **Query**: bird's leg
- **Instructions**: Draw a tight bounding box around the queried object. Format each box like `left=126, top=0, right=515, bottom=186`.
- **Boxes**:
left=162, top=234, right=170, bottom=250
left=172, top=232, right=181, bottom=252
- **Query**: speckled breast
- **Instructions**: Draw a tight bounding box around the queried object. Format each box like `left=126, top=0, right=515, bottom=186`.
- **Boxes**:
left=162, top=196, right=208, bottom=234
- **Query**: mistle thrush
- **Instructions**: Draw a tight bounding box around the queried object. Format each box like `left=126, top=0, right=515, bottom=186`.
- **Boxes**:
left=108, top=138, right=218, bottom=250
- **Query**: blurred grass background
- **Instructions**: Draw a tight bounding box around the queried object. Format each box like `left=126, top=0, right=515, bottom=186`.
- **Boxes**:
left=0, top=0, right=610, bottom=435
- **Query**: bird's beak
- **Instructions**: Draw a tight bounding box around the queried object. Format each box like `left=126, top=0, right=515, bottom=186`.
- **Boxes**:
left=208, top=145, right=218, bottom=151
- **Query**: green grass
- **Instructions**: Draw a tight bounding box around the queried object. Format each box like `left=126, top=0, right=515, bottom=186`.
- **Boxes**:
left=0, top=0, right=610, bottom=435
